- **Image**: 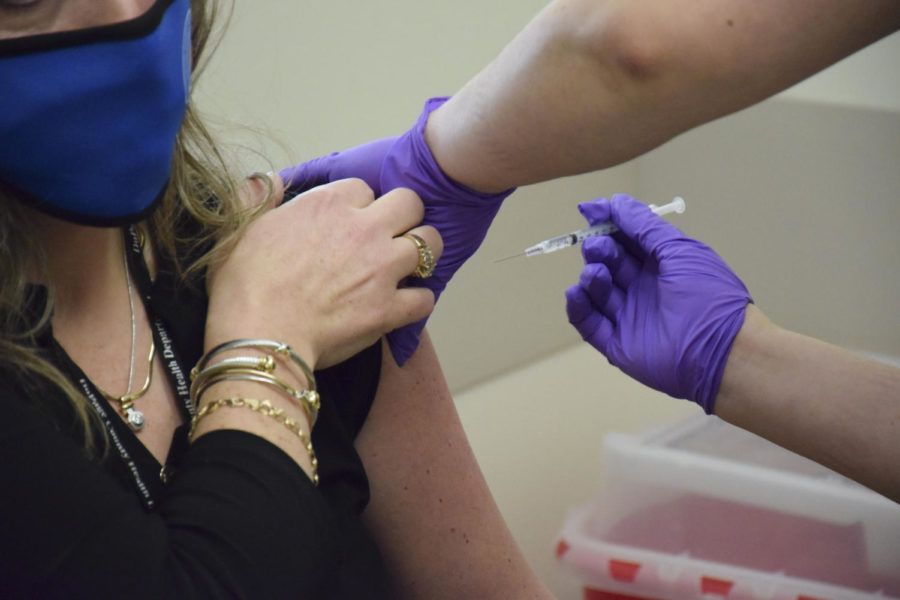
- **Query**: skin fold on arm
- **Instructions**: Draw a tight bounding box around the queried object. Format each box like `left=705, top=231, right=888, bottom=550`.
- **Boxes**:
left=426, top=0, right=900, bottom=192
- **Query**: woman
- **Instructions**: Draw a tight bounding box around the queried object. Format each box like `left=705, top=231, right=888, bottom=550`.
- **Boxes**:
left=0, top=1, right=551, bottom=598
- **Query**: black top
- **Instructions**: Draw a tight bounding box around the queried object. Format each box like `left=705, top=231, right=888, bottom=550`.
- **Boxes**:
left=0, top=229, right=393, bottom=599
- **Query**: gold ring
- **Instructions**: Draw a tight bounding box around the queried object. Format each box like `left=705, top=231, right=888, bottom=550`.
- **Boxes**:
left=403, top=233, right=436, bottom=278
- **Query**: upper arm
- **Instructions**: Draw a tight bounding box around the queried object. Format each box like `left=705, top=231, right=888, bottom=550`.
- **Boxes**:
left=427, top=0, right=900, bottom=191
left=589, top=0, right=900, bottom=114
left=355, top=333, right=553, bottom=599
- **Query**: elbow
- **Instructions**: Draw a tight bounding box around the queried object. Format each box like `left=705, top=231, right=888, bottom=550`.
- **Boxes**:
left=597, top=8, right=670, bottom=85
left=547, top=0, right=700, bottom=90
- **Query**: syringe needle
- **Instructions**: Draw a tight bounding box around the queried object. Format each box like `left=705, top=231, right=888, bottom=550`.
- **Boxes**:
left=495, top=196, right=686, bottom=263
left=494, top=252, right=525, bottom=263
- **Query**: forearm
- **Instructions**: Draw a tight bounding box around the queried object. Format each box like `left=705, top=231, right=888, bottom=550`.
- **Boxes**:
left=0, top=387, right=337, bottom=598
left=716, top=305, right=900, bottom=503
left=426, top=0, right=900, bottom=192
left=191, top=379, right=317, bottom=478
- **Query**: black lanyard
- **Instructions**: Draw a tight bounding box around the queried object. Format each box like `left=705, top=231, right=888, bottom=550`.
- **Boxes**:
left=52, top=226, right=196, bottom=511
left=125, top=226, right=195, bottom=422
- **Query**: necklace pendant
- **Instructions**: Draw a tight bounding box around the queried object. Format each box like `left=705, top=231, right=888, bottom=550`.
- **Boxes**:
left=125, top=407, right=146, bottom=431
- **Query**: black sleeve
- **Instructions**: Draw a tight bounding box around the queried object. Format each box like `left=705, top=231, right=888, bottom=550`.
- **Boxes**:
left=0, top=383, right=344, bottom=599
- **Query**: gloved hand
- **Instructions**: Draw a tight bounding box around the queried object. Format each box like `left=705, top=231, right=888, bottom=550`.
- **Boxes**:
left=279, top=97, right=515, bottom=366
left=564, top=194, right=752, bottom=413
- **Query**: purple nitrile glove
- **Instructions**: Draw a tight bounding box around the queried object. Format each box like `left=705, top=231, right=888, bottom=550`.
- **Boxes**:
left=280, top=97, right=515, bottom=366
left=564, top=194, right=752, bottom=413
left=278, top=136, right=398, bottom=195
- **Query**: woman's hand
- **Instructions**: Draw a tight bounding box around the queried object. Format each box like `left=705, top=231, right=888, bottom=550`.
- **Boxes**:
left=278, top=98, right=516, bottom=366
left=206, top=177, right=443, bottom=370
left=565, top=194, right=751, bottom=413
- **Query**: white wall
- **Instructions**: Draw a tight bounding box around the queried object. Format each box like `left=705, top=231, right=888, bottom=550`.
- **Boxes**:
left=197, top=5, right=899, bottom=598
left=778, top=32, right=900, bottom=113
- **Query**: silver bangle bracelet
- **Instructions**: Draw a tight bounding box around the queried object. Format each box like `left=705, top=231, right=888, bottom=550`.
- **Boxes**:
left=194, top=339, right=317, bottom=392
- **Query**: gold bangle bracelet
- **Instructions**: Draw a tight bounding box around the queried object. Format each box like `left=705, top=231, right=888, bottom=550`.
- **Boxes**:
left=194, top=339, right=317, bottom=392
left=189, top=356, right=276, bottom=399
left=193, top=370, right=320, bottom=427
left=190, top=397, right=318, bottom=485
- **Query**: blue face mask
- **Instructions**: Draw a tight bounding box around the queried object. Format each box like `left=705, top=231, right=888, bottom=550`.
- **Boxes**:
left=0, top=0, right=192, bottom=226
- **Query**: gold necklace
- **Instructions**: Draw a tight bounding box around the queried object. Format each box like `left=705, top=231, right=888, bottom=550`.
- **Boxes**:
left=97, top=341, right=156, bottom=431
left=94, top=234, right=155, bottom=431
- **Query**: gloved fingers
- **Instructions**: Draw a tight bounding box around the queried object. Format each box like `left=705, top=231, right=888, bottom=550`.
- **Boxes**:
left=579, top=262, right=626, bottom=321
left=278, top=155, right=332, bottom=195
left=565, top=284, right=592, bottom=325
left=582, top=236, right=642, bottom=289
left=578, top=262, right=610, bottom=310
left=332, top=137, right=397, bottom=193
left=565, top=285, right=615, bottom=351
left=393, top=225, right=444, bottom=281
left=578, top=196, right=649, bottom=262
left=609, top=194, right=686, bottom=257
left=577, top=197, right=612, bottom=226
left=420, top=200, right=501, bottom=271
left=581, top=234, right=617, bottom=264
left=279, top=136, right=400, bottom=198
left=386, top=319, right=426, bottom=366
left=373, top=97, right=515, bottom=367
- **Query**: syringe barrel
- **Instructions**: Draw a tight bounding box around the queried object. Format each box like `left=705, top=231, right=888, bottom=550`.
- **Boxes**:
left=574, top=222, right=618, bottom=243
left=525, top=233, right=578, bottom=256
left=524, top=196, right=686, bottom=257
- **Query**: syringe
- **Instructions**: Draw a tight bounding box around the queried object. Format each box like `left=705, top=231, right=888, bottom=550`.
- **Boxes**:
left=496, top=197, right=686, bottom=262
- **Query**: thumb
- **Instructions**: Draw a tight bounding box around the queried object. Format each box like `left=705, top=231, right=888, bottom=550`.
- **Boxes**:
left=609, top=193, right=684, bottom=256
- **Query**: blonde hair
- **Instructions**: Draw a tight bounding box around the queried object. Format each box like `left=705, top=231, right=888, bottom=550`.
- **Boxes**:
left=0, top=0, right=267, bottom=452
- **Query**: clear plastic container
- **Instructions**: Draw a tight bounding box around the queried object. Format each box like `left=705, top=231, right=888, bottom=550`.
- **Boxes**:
left=555, top=416, right=900, bottom=599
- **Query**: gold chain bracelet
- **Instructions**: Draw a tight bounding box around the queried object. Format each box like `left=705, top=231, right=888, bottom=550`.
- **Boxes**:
left=191, top=365, right=320, bottom=426
left=190, top=397, right=318, bottom=485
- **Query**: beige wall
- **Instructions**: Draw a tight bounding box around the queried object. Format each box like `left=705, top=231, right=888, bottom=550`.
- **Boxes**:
left=197, top=4, right=899, bottom=598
